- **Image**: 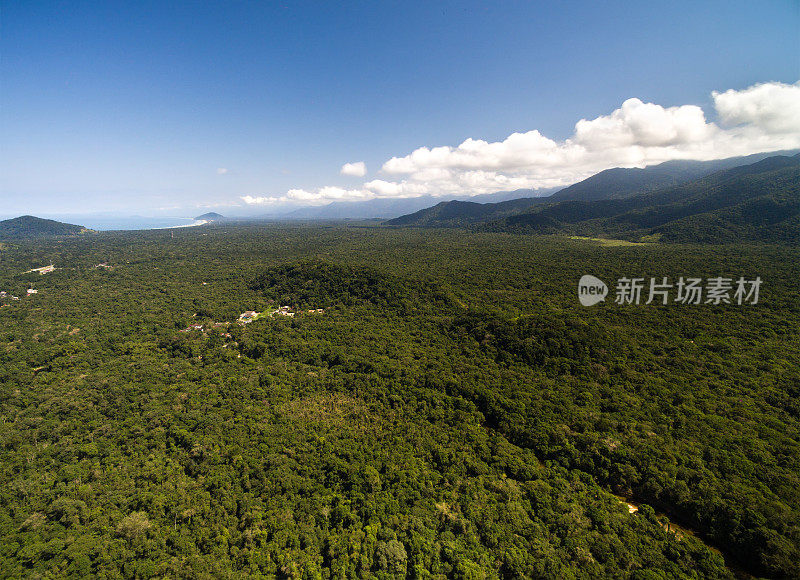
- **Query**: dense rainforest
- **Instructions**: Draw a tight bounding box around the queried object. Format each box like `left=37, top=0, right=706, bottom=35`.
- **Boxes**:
left=0, top=224, right=798, bottom=578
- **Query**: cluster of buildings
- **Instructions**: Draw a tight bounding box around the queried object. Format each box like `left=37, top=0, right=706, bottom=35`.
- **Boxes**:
left=237, top=306, right=325, bottom=323
left=180, top=321, right=232, bottom=337
left=238, top=311, right=261, bottom=323
left=1, top=289, right=38, bottom=303
left=272, top=306, right=295, bottom=318
left=272, top=306, right=325, bottom=318
left=180, top=306, right=326, bottom=332
left=3, top=264, right=54, bottom=303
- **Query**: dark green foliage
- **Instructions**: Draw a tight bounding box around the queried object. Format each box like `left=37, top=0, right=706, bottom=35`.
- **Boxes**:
left=546, top=167, right=682, bottom=203
left=0, top=224, right=797, bottom=578
left=386, top=198, right=542, bottom=227
left=0, top=215, right=91, bottom=240
left=251, top=261, right=455, bottom=312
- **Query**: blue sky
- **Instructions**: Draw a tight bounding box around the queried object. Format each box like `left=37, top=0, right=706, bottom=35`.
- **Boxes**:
left=2, top=1, right=799, bottom=215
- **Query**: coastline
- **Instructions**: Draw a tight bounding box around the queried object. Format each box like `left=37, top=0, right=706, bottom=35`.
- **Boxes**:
left=161, top=219, right=208, bottom=229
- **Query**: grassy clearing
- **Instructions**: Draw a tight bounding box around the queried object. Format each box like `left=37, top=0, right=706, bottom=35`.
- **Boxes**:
left=569, top=235, right=653, bottom=247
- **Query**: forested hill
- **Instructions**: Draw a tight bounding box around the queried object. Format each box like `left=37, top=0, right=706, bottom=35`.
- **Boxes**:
left=385, top=150, right=799, bottom=229
left=250, top=261, right=456, bottom=311
left=386, top=197, right=543, bottom=227
left=194, top=212, right=225, bottom=221
left=486, top=153, right=800, bottom=244
left=0, top=215, right=91, bottom=239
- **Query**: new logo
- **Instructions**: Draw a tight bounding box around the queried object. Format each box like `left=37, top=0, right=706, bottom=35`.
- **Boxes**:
left=578, top=275, right=608, bottom=306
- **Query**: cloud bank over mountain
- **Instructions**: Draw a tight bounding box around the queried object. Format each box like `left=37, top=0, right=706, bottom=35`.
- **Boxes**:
left=242, top=81, right=800, bottom=206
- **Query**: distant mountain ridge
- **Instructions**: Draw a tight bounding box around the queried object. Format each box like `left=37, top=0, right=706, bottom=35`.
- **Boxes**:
left=546, top=150, right=798, bottom=204
left=0, top=215, right=92, bottom=239
left=485, top=154, right=800, bottom=244
left=387, top=196, right=545, bottom=227
left=281, top=188, right=559, bottom=220
left=385, top=150, right=800, bottom=231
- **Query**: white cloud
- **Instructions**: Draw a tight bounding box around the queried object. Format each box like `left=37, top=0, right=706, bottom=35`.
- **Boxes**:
left=713, top=81, right=800, bottom=134
left=241, top=81, right=800, bottom=206
left=363, top=179, right=429, bottom=197
left=241, top=195, right=279, bottom=204
left=242, top=186, right=372, bottom=206
left=572, top=98, right=712, bottom=148
left=340, top=161, right=367, bottom=177
left=216, top=168, right=229, bottom=175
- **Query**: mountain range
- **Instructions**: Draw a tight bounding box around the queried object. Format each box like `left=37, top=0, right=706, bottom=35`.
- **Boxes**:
left=489, top=154, right=800, bottom=243
left=277, top=188, right=559, bottom=220
left=386, top=151, right=800, bottom=244
left=543, top=150, right=799, bottom=204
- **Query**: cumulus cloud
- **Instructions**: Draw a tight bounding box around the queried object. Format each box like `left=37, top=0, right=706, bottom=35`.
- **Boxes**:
left=572, top=98, right=712, bottom=148
left=340, top=161, right=367, bottom=177
left=241, top=81, right=800, bottom=206
left=713, top=81, right=800, bottom=134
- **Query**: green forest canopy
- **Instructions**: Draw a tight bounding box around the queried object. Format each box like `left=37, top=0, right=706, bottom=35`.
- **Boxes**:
left=0, top=224, right=798, bottom=578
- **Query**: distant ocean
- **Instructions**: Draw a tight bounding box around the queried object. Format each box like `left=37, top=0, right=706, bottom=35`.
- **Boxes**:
left=41, top=216, right=207, bottom=231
